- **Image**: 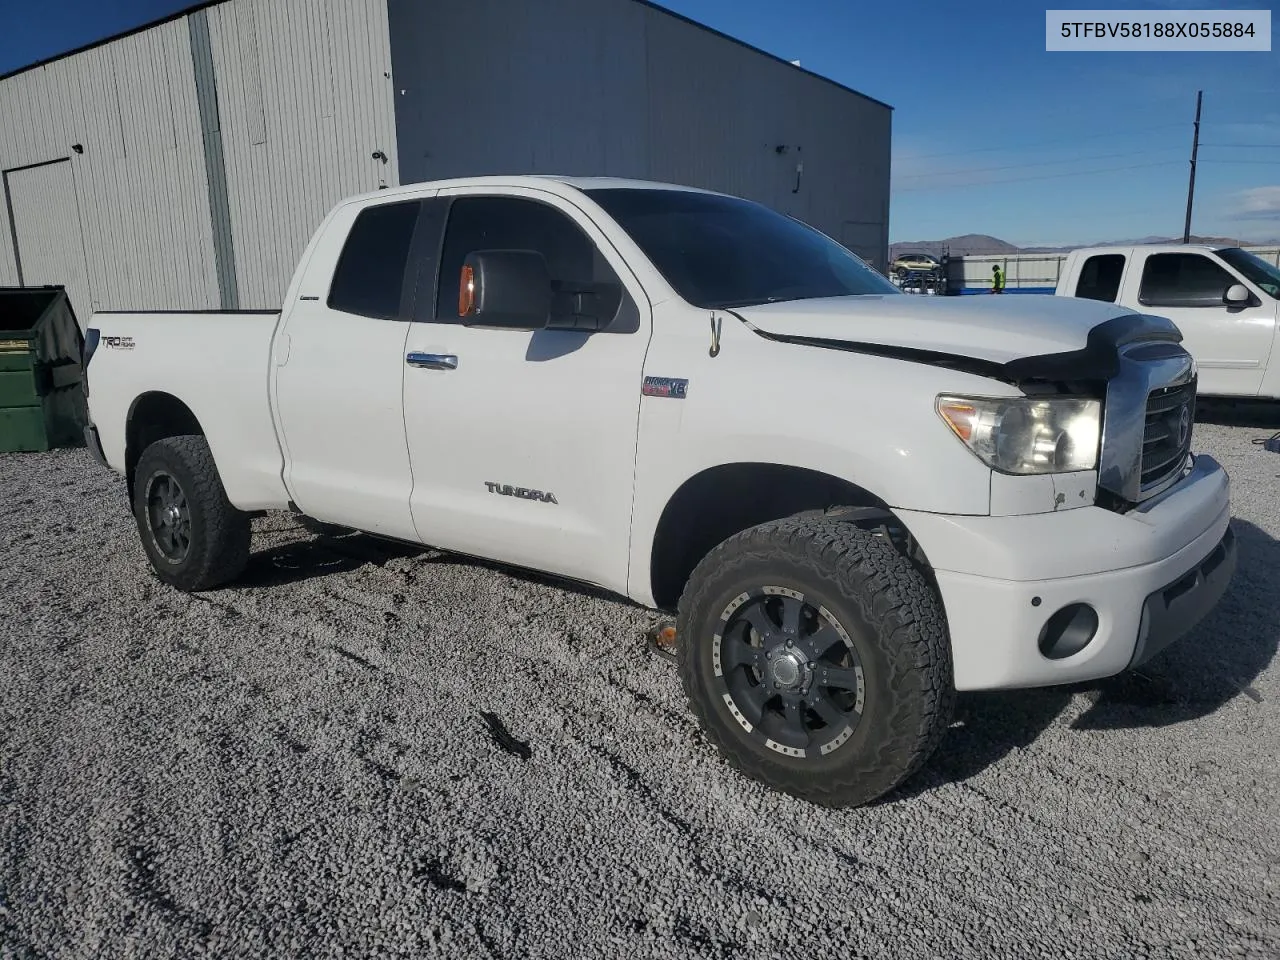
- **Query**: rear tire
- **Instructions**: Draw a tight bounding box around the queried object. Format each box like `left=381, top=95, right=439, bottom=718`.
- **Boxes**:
left=676, top=514, right=953, bottom=807
left=132, top=435, right=251, bottom=591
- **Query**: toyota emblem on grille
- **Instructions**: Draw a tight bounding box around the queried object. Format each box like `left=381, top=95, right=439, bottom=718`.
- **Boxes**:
left=1176, top=405, right=1191, bottom=447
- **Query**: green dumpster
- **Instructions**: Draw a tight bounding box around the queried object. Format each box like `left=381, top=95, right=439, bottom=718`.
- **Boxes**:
left=0, top=287, right=89, bottom=453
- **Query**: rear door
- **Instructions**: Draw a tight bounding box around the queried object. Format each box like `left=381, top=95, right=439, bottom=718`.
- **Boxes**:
left=1130, top=251, right=1276, bottom=396
left=400, top=186, right=651, bottom=592
left=271, top=194, right=442, bottom=538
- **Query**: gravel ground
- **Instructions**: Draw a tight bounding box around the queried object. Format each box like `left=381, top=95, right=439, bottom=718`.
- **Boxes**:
left=2, top=420, right=1279, bottom=960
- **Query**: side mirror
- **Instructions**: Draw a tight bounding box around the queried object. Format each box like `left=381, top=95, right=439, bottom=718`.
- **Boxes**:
left=458, top=250, right=551, bottom=330
left=1225, top=283, right=1250, bottom=306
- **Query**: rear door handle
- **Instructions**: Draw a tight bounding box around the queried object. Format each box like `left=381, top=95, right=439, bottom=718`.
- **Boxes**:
left=406, top=352, right=458, bottom=370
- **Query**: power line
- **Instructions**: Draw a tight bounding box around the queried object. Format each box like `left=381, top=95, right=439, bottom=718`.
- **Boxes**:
left=1197, top=158, right=1280, bottom=165
left=894, top=149, right=1177, bottom=180
left=893, top=160, right=1183, bottom=193
left=898, top=123, right=1187, bottom=162
left=1199, top=143, right=1280, bottom=149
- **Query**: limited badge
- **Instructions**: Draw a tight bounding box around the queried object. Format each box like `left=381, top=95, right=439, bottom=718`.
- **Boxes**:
left=641, top=376, right=688, bottom=399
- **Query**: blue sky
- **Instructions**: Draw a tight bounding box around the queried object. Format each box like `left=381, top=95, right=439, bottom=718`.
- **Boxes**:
left=2, top=0, right=1277, bottom=246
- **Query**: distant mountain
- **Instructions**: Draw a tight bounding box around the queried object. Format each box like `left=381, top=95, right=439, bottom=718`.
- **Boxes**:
left=891, top=233, right=1280, bottom=259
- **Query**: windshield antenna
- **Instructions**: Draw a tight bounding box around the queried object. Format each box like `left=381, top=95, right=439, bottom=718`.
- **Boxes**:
left=709, top=313, right=722, bottom=357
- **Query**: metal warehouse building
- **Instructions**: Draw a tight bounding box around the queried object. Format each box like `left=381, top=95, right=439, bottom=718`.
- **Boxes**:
left=0, top=0, right=891, bottom=326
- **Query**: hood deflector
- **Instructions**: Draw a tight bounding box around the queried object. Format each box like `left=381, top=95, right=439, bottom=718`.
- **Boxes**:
left=728, top=309, right=1185, bottom=389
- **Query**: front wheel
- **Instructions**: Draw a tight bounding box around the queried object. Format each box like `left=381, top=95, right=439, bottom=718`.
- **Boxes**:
left=676, top=515, right=954, bottom=807
left=132, top=435, right=251, bottom=591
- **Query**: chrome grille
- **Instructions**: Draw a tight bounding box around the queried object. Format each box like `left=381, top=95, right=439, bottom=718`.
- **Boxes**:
left=1140, top=380, right=1195, bottom=493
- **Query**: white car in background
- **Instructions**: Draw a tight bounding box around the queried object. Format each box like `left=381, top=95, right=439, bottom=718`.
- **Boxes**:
left=1056, top=244, right=1280, bottom=399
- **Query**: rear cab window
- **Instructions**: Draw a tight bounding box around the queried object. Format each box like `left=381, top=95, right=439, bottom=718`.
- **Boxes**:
left=1074, top=253, right=1125, bottom=302
left=327, top=200, right=422, bottom=320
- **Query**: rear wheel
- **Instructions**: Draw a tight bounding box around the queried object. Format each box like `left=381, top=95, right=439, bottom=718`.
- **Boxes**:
left=132, top=435, right=251, bottom=591
left=677, top=514, right=953, bottom=807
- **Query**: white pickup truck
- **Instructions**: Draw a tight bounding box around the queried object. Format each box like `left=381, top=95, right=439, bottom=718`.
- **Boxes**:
left=1055, top=243, right=1280, bottom=399
left=81, top=176, right=1236, bottom=807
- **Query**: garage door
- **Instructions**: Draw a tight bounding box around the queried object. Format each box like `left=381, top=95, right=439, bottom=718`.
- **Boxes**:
left=4, top=159, right=93, bottom=329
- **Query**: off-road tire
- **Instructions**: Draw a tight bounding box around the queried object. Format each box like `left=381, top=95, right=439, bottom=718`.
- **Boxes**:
left=676, top=514, right=954, bottom=807
left=132, top=435, right=251, bottom=591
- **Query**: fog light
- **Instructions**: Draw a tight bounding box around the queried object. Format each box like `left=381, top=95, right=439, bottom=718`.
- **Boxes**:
left=1037, top=603, right=1099, bottom=660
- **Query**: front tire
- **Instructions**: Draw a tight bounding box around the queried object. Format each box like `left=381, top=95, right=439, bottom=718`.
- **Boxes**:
left=676, top=515, right=953, bottom=807
left=132, top=435, right=251, bottom=591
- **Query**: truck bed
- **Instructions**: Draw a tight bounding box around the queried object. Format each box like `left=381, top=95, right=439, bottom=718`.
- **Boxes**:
left=85, top=309, right=291, bottom=511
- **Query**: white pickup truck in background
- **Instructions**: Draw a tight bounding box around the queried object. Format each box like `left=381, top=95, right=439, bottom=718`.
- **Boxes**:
left=1055, top=243, right=1280, bottom=399
left=80, top=176, right=1236, bottom=808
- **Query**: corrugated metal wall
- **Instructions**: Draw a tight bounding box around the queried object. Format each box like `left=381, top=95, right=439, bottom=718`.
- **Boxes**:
left=1, top=0, right=887, bottom=317
left=4, top=160, right=94, bottom=316
left=387, top=0, right=892, bottom=270
left=0, top=18, right=220, bottom=321
left=206, top=0, right=399, bottom=308
left=0, top=0, right=400, bottom=318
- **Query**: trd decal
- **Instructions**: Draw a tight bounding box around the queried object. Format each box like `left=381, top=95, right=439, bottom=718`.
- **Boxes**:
left=102, top=336, right=136, bottom=350
left=485, top=482, right=558, bottom=504
left=641, top=376, right=688, bottom=399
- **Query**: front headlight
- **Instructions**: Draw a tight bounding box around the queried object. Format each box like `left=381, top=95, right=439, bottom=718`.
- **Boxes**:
left=936, top=395, right=1101, bottom=475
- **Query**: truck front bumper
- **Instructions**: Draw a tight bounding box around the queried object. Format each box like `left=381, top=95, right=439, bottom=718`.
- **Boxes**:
left=896, top=454, right=1235, bottom=691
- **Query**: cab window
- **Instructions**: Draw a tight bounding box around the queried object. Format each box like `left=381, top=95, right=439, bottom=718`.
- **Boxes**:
left=1075, top=254, right=1125, bottom=303
left=1138, top=253, right=1237, bottom=308
left=434, top=195, right=632, bottom=331
left=327, top=200, right=421, bottom=320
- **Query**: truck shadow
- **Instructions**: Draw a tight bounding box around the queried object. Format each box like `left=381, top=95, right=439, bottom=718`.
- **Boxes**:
left=237, top=530, right=427, bottom=589
left=887, top=517, right=1279, bottom=802
left=236, top=523, right=635, bottom=607
left=1195, top=398, right=1280, bottom=429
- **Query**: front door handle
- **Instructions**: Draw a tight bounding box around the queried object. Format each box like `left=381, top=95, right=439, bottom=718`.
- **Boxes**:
left=406, top=352, right=458, bottom=370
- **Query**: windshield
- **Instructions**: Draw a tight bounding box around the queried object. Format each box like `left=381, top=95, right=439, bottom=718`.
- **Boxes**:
left=584, top=188, right=900, bottom=309
left=1217, top=248, right=1280, bottom=298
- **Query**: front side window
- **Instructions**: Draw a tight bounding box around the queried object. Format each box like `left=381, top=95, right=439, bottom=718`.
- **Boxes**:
left=1216, top=247, right=1280, bottom=299
left=1138, top=253, right=1238, bottom=308
left=585, top=188, right=899, bottom=309
left=435, top=195, right=625, bottom=326
left=327, top=200, right=421, bottom=319
left=1075, top=253, right=1125, bottom=303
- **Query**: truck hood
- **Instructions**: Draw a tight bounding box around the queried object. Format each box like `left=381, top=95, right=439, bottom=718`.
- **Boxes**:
left=732, top=294, right=1142, bottom=367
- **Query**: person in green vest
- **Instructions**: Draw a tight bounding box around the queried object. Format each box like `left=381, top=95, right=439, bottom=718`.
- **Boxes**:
left=991, top=264, right=1006, bottom=294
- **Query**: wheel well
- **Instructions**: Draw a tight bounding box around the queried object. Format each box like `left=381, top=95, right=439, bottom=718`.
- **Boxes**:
left=125, top=392, right=204, bottom=502
left=649, top=462, right=892, bottom=611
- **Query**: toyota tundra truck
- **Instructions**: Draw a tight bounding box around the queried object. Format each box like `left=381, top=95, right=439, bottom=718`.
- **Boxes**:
left=80, top=176, right=1236, bottom=807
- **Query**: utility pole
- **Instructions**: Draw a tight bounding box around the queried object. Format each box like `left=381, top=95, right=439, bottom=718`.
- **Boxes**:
left=1183, top=90, right=1202, bottom=244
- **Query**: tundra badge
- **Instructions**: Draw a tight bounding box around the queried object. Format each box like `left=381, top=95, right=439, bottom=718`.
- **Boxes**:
left=485, top=482, right=558, bottom=504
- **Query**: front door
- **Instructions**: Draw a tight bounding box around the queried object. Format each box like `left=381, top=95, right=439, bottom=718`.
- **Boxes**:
left=401, top=186, right=652, bottom=592
left=1134, top=251, right=1278, bottom=396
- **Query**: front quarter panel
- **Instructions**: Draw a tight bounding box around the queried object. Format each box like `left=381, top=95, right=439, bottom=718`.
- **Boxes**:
left=626, top=302, right=1018, bottom=605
